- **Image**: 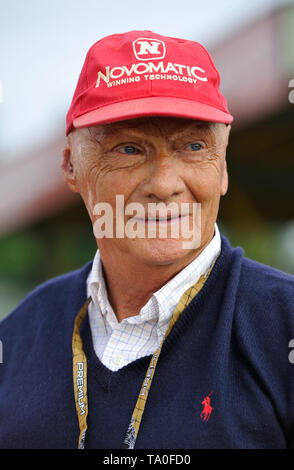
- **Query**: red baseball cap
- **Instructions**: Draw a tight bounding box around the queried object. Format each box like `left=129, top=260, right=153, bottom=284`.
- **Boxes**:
left=66, top=30, right=233, bottom=135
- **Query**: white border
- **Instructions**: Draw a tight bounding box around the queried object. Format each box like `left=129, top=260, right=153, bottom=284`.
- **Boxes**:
left=132, top=38, right=166, bottom=61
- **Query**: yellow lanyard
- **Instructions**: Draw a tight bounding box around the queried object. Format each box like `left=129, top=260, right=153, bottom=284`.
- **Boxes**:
left=72, top=262, right=215, bottom=449
left=72, top=296, right=91, bottom=449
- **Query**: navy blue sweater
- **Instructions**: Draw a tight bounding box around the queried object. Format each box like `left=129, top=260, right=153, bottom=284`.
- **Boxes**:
left=1, top=235, right=294, bottom=449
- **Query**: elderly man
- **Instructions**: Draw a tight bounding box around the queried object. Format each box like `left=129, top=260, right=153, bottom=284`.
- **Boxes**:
left=0, top=31, right=294, bottom=450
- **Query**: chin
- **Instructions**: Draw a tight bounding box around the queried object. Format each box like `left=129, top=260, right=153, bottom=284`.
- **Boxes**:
left=132, top=238, right=197, bottom=266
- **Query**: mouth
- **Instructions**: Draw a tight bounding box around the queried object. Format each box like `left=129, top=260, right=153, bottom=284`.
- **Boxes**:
left=132, top=213, right=190, bottom=223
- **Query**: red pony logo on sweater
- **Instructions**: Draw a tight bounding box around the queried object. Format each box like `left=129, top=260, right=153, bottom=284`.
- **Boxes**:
left=200, top=391, right=213, bottom=422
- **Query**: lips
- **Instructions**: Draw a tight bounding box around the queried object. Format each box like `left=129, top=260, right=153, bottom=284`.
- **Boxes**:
left=133, top=213, right=190, bottom=222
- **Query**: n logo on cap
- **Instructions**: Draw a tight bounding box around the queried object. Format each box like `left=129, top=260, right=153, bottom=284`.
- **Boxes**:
left=133, top=38, right=166, bottom=61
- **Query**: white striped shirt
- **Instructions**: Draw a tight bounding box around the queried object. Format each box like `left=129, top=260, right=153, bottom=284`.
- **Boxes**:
left=87, top=224, right=221, bottom=371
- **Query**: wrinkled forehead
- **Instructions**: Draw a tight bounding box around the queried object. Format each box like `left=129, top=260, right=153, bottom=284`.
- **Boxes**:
left=70, top=116, right=227, bottom=148
left=90, top=116, right=214, bottom=138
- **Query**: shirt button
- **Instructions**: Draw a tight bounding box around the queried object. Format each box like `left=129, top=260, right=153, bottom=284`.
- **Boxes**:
left=113, top=353, right=125, bottom=367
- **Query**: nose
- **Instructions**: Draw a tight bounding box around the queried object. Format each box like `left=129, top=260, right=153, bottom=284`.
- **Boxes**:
left=140, top=153, right=186, bottom=201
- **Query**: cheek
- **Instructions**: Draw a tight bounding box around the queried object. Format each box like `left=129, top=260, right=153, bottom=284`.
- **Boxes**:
left=186, top=169, right=222, bottom=202
left=80, top=165, right=140, bottom=213
left=74, top=162, right=102, bottom=217
left=99, top=171, right=134, bottom=201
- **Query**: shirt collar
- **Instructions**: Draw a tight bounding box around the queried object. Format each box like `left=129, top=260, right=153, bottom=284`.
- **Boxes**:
left=152, top=223, right=221, bottom=337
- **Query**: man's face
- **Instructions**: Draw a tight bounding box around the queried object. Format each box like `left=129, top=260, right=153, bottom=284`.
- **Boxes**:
left=63, top=117, right=230, bottom=267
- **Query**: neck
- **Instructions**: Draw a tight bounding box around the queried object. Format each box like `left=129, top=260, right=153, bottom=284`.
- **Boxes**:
left=97, top=236, right=214, bottom=323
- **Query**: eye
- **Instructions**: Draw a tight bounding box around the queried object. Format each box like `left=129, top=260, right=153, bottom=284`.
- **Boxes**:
left=188, top=143, right=203, bottom=151
left=115, top=144, right=140, bottom=155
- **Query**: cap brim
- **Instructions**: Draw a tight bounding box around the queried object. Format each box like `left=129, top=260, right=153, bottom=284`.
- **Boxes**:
left=73, top=96, right=233, bottom=129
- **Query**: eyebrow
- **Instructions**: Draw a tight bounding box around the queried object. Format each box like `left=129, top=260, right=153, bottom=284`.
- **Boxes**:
left=87, top=120, right=214, bottom=145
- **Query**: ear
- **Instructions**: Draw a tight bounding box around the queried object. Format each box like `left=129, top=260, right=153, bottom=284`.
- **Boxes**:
left=224, top=124, right=231, bottom=147
left=61, top=140, right=79, bottom=193
left=220, top=159, right=228, bottom=196
left=220, top=124, right=231, bottom=196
